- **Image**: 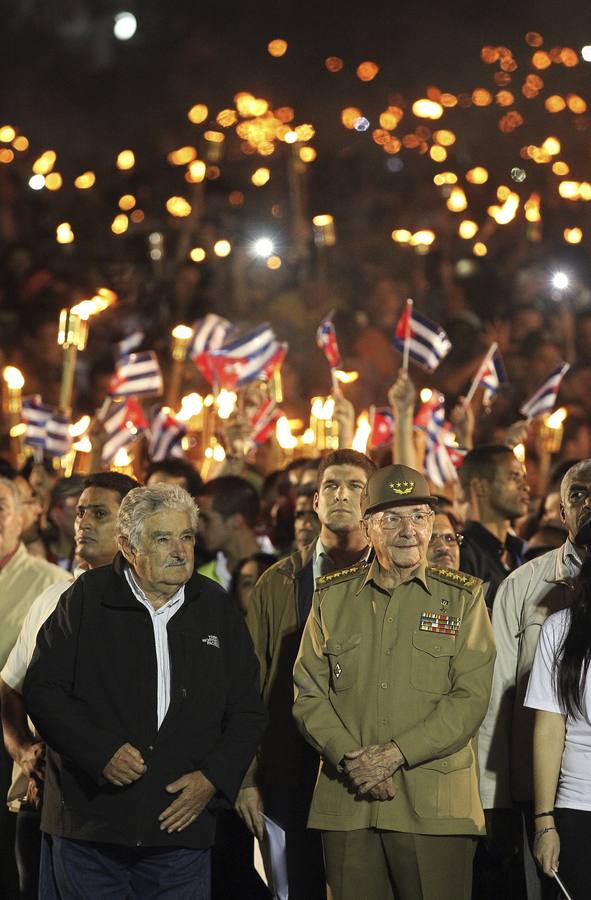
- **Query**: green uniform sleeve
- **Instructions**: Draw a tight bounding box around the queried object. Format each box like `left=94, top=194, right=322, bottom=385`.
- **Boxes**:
left=293, top=591, right=359, bottom=768
left=395, top=584, right=496, bottom=768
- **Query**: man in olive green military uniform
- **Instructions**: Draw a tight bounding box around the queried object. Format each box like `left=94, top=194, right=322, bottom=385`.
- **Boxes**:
left=293, top=464, right=495, bottom=900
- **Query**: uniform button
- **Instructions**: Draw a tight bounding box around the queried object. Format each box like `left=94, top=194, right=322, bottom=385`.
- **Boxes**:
left=385, top=649, right=391, bottom=655
left=335, top=643, right=341, bottom=650
left=434, top=645, right=441, bottom=651
left=381, top=718, right=388, bottom=725
left=387, top=617, right=393, bottom=623
left=441, top=761, right=448, bottom=768
left=380, top=682, right=388, bottom=689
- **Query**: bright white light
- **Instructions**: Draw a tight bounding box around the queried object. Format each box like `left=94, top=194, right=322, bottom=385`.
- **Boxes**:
left=582, top=45, right=591, bottom=62
left=552, top=272, right=569, bottom=290
left=113, top=12, right=137, bottom=40
left=253, top=237, right=274, bottom=258
left=28, top=174, right=45, bottom=190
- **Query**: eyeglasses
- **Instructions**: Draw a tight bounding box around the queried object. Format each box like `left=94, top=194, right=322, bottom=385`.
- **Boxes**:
left=428, top=532, right=463, bottom=546
left=372, top=510, right=434, bottom=531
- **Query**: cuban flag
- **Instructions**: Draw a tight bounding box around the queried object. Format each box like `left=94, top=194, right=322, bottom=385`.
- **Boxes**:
left=247, top=398, right=281, bottom=449
left=393, top=306, right=452, bottom=372
left=101, top=397, right=149, bottom=463
left=109, top=351, right=163, bottom=398
left=190, top=314, right=235, bottom=383
left=368, top=407, right=394, bottom=448
left=44, top=414, right=72, bottom=457
left=117, top=330, right=145, bottom=358
left=148, top=408, right=186, bottom=461
left=206, top=324, right=287, bottom=388
left=316, top=313, right=342, bottom=369
left=520, top=362, right=570, bottom=419
left=21, top=397, right=53, bottom=449
left=478, top=349, right=507, bottom=405
left=424, top=442, right=459, bottom=487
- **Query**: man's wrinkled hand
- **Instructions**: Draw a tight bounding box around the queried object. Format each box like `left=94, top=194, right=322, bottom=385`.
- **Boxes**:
left=366, top=778, right=398, bottom=801
left=18, top=740, right=45, bottom=780
left=343, top=743, right=405, bottom=795
left=235, top=785, right=264, bottom=841
left=159, top=771, right=216, bottom=833
left=102, top=743, right=147, bottom=787
left=388, top=371, right=416, bottom=413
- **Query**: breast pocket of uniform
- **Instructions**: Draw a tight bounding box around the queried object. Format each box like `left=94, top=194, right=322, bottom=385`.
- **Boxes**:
left=410, top=630, right=456, bottom=694
left=323, top=634, right=361, bottom=692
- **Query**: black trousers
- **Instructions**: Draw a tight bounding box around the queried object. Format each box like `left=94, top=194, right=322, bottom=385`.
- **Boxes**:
left=0, top=735, right=19, bottom=899
left=554, top=807, right=591, bottom=900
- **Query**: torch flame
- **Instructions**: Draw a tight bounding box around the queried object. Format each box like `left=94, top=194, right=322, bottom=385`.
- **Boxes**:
left=215, top=389, right=237, bottom=419
left=3, top=366, right=24, bottom=390
left=545, top=407, right=567, bottom=429
left=334, top=369, right=359, bottom=384
left=352, top=412, right=371, bottom=453
left=72, top=436, right=92, bottom=453
left=419, top=388, right=433, bottom=403
left=171, top=325, right=194, bottom=341
left=69, top=415, right=91, bottom=437
left=276, top=416, right=297, bottom=449
left=177, top=393, right=203, bottom=422
left=113, top=447, right=132, bottom=466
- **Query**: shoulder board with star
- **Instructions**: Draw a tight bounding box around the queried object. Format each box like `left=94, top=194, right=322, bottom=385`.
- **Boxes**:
left=427, top=565, right=481, bottom=591
left=316, top=560, right=370, bottom=588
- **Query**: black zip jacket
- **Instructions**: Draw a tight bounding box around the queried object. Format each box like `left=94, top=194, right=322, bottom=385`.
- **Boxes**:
left=23, top=554, right=267, bottom=849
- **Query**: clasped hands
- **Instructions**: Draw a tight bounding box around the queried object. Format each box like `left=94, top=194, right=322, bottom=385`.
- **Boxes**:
left=342, top=741, right=405, bottom=801
left=102, top=742, right=215, bottom=833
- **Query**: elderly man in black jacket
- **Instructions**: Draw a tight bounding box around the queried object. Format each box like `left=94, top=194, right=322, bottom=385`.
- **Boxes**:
left=23, top=482, right=267, bottom=900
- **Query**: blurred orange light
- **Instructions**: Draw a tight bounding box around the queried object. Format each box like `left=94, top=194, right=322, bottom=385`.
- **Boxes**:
left=56, top=222, right=74, bottom=244
left=410, top=230, right=435, bottom=247
left=111, top=214, right=129, bottom=235
left=412, top=99, right=443, bottom=119
left=567, top=94, right=587, bottom=113
left=188, top=104, right=208, bottom=124
left=213, top=240, right=231, bottom=257
left=341, top=107, right=362, bottom=129
left=0, top=149, right=14, bottom=164
left=251, top=167, right=270, bottom=186
left=190, top=247, right=206, bottom=262
left=130, top=209, right=144, bottom=223
left=532, top=51, right=551, bottom=69
left=166, top=196, right=192, bottom=217
left=430, top=145, right=447, bottom=162
left=45, top=172, right=62, bottom=191
left=472, top=88, right=493, bottom=106
left=167, top=146, right=197, bottom=165
left=466, top=166, right=489, bottom=184
left=481, top=46, right=499, bottom=63
left=204, top=131, right=224, bottom=143
left=379, top=109, right=402, bottom=129
left=440, top=93, right=458, bottom=107
left=433, top=171, right=458, bottom=186
left=206, top=165, right=221, bottom=179
left=433, top=129, right=455, bottom=146
left=564, top=227, right=583, bottom=244
left=391, top=229, right=412, bottom=243
left=560, top=48, right=579, bottom=67
left=545, top=95, right=566, bottom=112
left=32, top=150, right=56, bottom=175
left=357, top=61, right=379, bottom=81
left=383, top=137, right=401, bottom=154
left=257, top=142, right=275, bottom=156
left=299, top=146, right=317, bottom=162
left=228, top=191, right=244, bottom=206
left=552, top=161, right=570, bottom=175
left=525, top=32, right=544, bottom=47
left=275, top=106, right=295, bottom=123
left=118, top=194, right=136, bottom=211
left=458, top=220, right=478, bottom=239
left=74, top=171, right=95, bottom=189
left=266, top=255, right=282, bottom=270
left=542, top=136, right=561, bottom=155
left=473, top=242, right=487, bottom=257
left=294, top=124, right=315, bottom=142
left=524, top=193, right=541, bottom=222
left=116, top=150, right=135, bottom=170
left=216, top=109, right=237, bottom=127
left=496, top=90, right=515, bottom=106
left=12, top=136, right=29, bottom=151
left=0, top=125, right=16, bottom=142
left=268, top=39, right=288, bottom=57
left=447, top=187, right=468, bottom=212
left=186, top=159, right=206, bottom=183
left=579, top=182, right=591, bottom=201
left=558, top=181, right=580, bottom=199
left=325, top=57, right=344, bottom=72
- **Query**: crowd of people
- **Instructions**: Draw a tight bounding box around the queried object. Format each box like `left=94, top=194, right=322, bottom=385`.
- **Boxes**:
left=0, top=336, right=589, bottom=900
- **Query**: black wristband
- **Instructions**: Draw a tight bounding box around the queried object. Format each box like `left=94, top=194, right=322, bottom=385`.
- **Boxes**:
left=534, top=810, right=554, bottom=819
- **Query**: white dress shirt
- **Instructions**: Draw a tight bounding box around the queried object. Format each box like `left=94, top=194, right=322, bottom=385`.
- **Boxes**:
left=124, top=566, right=185, bottom=729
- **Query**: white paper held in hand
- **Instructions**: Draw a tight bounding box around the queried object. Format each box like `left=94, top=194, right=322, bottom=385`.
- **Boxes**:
left=253, top=812, right=288, bottom=899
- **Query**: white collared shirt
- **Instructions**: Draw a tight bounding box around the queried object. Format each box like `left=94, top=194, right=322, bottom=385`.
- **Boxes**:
left=124, top=566, right=185, bottom=729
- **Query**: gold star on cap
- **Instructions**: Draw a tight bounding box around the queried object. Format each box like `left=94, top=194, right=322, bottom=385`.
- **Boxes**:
left=390, top=480, right=414, bottom=495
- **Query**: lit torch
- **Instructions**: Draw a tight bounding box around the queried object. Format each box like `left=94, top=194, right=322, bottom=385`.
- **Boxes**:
left=166, top=325, right=194, bottom=408
left=58, top=289, right=116, bottom=416
left=2, top=366, right=25, bottom=467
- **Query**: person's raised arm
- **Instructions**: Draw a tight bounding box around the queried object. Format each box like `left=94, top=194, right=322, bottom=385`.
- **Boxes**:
left=388, top=371, right=416, bottom=467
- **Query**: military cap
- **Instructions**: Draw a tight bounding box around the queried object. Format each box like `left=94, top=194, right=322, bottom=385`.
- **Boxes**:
left=360, top=464, right=438, bottom=516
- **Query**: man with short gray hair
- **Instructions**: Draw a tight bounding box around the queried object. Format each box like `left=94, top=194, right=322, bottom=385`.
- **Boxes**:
left=24, top=482, right=267, bottom=899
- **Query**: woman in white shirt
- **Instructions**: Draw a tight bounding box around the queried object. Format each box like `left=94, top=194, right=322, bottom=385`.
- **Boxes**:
left=525, top=558, right=591, bottom=898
